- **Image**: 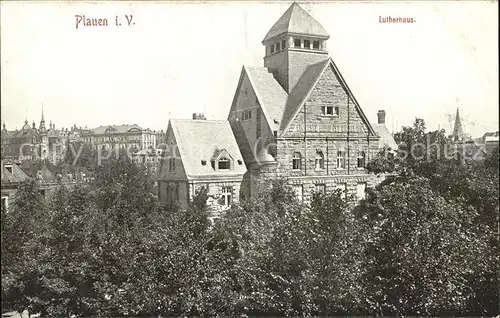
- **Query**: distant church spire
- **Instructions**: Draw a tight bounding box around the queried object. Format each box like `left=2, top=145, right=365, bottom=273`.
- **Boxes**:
left=452, top=108, right=464, bottom=141
left=40, top=103, right=46, bottom=131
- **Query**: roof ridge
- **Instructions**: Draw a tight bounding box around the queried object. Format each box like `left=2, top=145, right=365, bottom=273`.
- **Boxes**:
left=285, top=3, right=294, bottom=34
left=279, top=58, right=330, bottom=133
left=170, top=119, right=228, bottom=123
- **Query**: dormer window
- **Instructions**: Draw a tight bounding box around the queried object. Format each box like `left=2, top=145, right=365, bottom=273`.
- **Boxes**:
left=313, top=40, right=320, bottom=49
left=211, top=149, right=234, bottom=171
left=281, top=39, right=286, bottom=50
left=270, top=44, right=275, bottom=54
left=276, top=42, right=280, bottom=51
left=218, top=157, right=230, bottom=170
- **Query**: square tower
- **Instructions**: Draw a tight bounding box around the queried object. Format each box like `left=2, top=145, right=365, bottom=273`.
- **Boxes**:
left=262, top=3, right=330, bottom=93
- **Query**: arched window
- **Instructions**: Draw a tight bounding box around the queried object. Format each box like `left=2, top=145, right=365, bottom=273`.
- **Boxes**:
left=292, top=152, right=301, bottom=170
left=315, top=151, right=324, bottom=170
left=218, top=157, right=230, bottom=170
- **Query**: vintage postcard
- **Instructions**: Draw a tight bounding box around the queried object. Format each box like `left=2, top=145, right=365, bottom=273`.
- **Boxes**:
left=1, top=1, right=498, bottom=317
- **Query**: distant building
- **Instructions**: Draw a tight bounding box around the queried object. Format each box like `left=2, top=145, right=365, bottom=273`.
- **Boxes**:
left=449, top=108, right=498, bottom=160
left=1, top=159, right=76, bottom=211
left=90, top=124, right=156, bottom=152
left=1, top=114, right=161, bottom=165
left=1, top=120, right=40, bottom=161
left=155, top=129, right=168, bottom=149
left=1, top=108, right=89, bottom=164
left=1, top=108, right=69, bottom=162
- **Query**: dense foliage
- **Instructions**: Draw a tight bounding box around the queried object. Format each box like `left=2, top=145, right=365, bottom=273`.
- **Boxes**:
left=2, top=119, right=498, bottom=316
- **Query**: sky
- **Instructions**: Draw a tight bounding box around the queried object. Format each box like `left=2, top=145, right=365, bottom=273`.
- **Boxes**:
left=1, top=1, right=498, bottom=138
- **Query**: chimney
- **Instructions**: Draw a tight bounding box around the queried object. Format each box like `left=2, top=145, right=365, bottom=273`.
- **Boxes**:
left=192, top=113, right=206, bottom=120
left=377, top=110, right=386, bottom=124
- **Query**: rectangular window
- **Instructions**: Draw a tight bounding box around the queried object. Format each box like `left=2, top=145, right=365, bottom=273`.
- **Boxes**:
left=294, top=38, right=301, bottom=48
left=357, top=182, right=367, bottom=201
left=242, top=110, right=252, bottom=121
left=321, top=106, right=337, bottom=116
left=281, top=39, right=286, bottom=50
left=218, top=158, right=230, bottom=170
left=270, top=44, right=275, bottom=53
left=169, top=157, right=175, bottom=172
left=315, top=183, right=326, bottom=194
left=222, top=186, right=233, bottom=206
left=357, top=151, right=366, bottom=168
left=315, top=151, right=324, bottom=170
left=292, top=152, right=301, bottom=170
left=313, top=40, right=320, bottom=49
left=304, top=39, right=311, bottom=49
left=276, top=42, right=281, bottom=51
left=337, top=150, right=345, bottom=169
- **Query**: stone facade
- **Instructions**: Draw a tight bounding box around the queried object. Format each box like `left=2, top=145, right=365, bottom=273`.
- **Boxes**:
left=158, top=119, right=246, bottom=213
left=228, top=2, right=392, bottom=204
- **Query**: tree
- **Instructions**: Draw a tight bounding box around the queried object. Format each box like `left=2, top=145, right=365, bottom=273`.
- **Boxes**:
left=356, top=176, right=491, bottom=316
left=1, top=180, right=49, bottom=313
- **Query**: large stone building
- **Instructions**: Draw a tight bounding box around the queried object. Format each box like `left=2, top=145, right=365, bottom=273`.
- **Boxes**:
left=158, top=117, right=247, bottom=212
left=159, top=3, right=396, bottom=210
left=228, top=2, right=394, bottom=202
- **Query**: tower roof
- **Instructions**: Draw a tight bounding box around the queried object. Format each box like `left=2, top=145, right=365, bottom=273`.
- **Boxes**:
left=453, top=108, right=464, bottom=140
left=262, top=2, right=329, bottom=43
left=21, top=120, right=31, bottom=131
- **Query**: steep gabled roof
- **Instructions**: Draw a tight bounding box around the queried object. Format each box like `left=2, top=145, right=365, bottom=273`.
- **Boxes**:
left=279, top=58, right=377, bottom=137
left=244, top=66, right=289, bottom=131
left=280, top=59, right=329, bottom=132
left=169, top=119, right=247, bottom=179
left=263, top=2, right=329, bottom=43
left=1, top=160, right=31, bottom=183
